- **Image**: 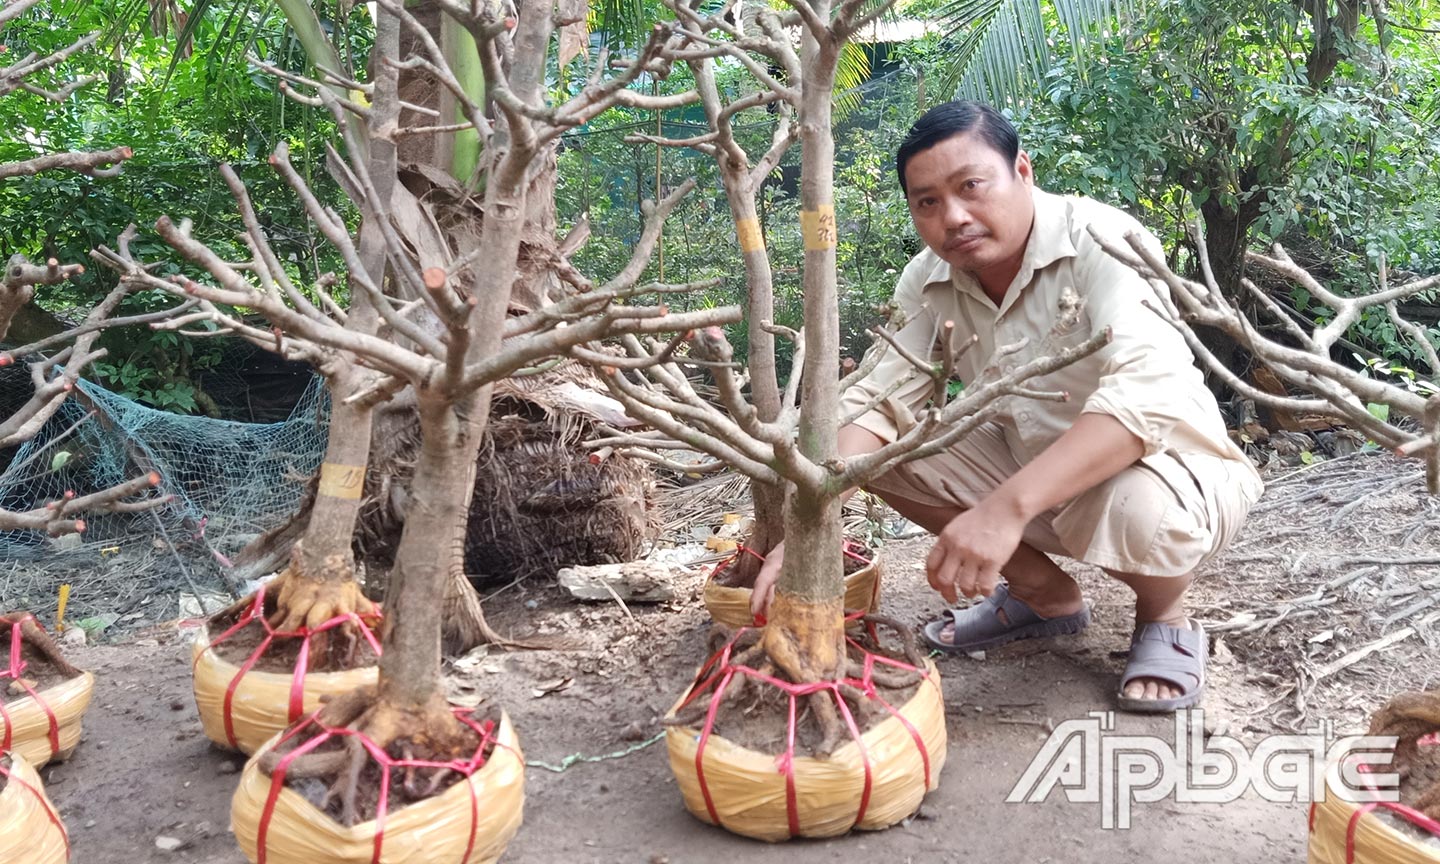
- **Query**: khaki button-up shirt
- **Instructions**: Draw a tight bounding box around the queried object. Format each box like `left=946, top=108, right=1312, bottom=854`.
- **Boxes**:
left=841, top=187, right=1259, bottom=478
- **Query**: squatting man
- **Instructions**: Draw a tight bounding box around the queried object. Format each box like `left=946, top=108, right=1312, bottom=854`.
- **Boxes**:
left=753, top=100, right=1264, bottom=712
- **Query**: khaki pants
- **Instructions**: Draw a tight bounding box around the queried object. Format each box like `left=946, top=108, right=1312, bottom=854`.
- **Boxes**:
left=865, top=422, right=1263, bottom=577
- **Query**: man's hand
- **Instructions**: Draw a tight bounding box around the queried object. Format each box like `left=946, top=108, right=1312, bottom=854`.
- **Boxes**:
left=924, top=501, right=1026, bottom=603
left=749, top=540, right=784, bottom=619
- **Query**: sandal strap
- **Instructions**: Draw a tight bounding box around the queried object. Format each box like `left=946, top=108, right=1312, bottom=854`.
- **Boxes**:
left=945, top=584, right=1044, bottom=640
left=1120, top=622, right=1206, bottom=694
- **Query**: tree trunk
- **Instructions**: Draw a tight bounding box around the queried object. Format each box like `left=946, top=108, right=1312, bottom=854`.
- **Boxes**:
left=763, top=490, right=845, bottom=682
left=766, top=0, right=845, bottom=680
left=377, top=388, right=484, bottom=709
left=1195, top=194, right=1264, bottom=405
left=722, top=162, right=786, bottom=580
left=235, top=7, right=397, bottom=639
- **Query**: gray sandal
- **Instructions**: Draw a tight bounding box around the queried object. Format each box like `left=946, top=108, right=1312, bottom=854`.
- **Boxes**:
left=1116, top=619, right=1207, bottom=713
left=921, top=583, right=1091, bottom=654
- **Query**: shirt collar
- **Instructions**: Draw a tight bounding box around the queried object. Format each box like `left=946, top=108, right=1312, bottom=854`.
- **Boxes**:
left=923, top=187, right=1078, bottom=310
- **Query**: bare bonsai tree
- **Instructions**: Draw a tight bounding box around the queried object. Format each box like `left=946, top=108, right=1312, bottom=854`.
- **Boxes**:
left=1, top=0, right=165, bottom=536
left=605, top=18, right=801, bottom=582
left=1090, top=225, right=1440, bottom=491
left=101, top=1, right=733, bottom=819
left=91, top=1, right=417, bottom=675
left=574, top=0, right=1109, bottom=749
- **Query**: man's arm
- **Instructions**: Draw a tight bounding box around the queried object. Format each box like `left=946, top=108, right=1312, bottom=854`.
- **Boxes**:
left=926, top=412, right=1142, bottom=602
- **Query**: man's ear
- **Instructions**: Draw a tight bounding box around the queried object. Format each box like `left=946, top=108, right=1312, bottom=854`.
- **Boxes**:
left=1015, top=149, right=1034, bottom=184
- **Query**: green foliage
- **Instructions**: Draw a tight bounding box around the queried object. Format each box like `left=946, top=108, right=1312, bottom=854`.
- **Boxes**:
left=0, top=1, right=355, bottom=413
left=928, top=0, right=1133, bottom=106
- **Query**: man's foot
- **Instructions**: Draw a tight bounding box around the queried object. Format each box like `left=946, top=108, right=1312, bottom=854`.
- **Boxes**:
left=1116, top=619, right=1207, bottom=712
left=921, top=583, right=1090, bottom=653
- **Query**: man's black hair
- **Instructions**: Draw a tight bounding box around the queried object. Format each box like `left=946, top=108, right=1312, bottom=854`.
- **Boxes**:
left=895, top=100, right=1019, bottom=194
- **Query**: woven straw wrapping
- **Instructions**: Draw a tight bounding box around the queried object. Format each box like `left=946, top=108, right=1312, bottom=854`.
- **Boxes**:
left=0, top=750, right=68, bottom=864
left=704, top=559, right=882, bottom=629
left=191, top=625, right=379, bottom=755
left=0, top=672, right=93, bottom=768
left=666, top=661, right=946, bottom=842
left=1308, top=759, right=1440, bottom=864
left=231, top=712, right=525, bottom=864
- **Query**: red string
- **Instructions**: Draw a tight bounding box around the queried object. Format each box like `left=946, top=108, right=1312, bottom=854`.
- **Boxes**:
left=678, top=622, right=930, bottom=837
left=1, top=616, right=63, bottom=758
left=193, top=585, right=384, bottom=749
left=254, top=706, right=498, bottom=864
left=0, top=755, right=70, bottom=856
left=1335, top=750, right=1440, bottom=863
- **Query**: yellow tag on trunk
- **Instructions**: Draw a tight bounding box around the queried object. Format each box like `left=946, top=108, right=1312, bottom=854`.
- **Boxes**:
left=736, top=217, right=764, bottom=254
left=800, top=205, right=837, bottom=251
left=56, top=583, right=71, bottom=631
left=318, top=463, right=365, bottom=500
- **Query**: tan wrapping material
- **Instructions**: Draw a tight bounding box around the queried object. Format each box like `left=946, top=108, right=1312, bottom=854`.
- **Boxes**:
left=0, top=751, right=68, bottom=864
left=1308, top=760, right=1440, bottom=864
left=704, top=559, right=882, bottom=629
left=232, top=712, right=526, bottom=864
left=666, top=661, right=946, bottom=841
left=191, top=625, right=379, bottom=755
left=0, top=672, right=94, bottom=769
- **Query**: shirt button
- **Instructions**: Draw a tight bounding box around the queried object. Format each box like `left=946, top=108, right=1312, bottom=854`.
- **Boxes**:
left=1018, top=411, right=1033, bottom=423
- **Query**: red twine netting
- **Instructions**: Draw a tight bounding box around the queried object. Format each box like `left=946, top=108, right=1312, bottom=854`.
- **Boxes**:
left=256, top=706, right=502, bottom=864
left=676, top=613, right=934, bottom=838
left=707, top=541, right=879, bottom=627
left=194, top=584, right=383, bottom=750
left=0, top=616, right=71, bottom=857
left=0, top=616, right=61, bottom=758
left=0, top=751, right=69, bottom=856
left=1307, top=747, right=1440, bottom=862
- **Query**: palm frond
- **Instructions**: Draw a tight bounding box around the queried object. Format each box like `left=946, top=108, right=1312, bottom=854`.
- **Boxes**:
left=163, top=0, right=214, bottom=82
left=833, top=41, right=872, bottom=121
left=594, top=0, right=648, bottom=49
left=938, top=0, right=1128, bottom=106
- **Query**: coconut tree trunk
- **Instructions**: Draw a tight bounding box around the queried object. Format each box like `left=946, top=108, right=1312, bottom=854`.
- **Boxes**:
left=764, top=2, right=846, bottom=682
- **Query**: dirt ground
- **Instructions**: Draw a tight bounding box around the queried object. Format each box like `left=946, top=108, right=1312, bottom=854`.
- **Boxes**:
left=36, top=549, right=1316, bottom=864
left=17, top=449, right=1440, bottom=862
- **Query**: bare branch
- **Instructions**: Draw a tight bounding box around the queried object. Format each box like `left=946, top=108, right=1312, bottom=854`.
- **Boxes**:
left=618, top=448, right=727, bottom=474
left=0, top=145, right=131, bottom=180
left=2, top=299, right=199, bottom=360
left=0, top=471, right=169, bottom=536
left=840, top=328, right=1112, bottom=489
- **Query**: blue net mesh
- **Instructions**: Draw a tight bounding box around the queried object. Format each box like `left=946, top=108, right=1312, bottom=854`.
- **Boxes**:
left=0, top=373, right=329, bottom=627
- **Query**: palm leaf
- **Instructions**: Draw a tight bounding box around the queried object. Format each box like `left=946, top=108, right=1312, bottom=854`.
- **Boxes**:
left=937, top=0, right=1129, bottom=106
left=594, top=0, right=648, bottom=49
left=163, top=0, right=214, bottom=83
left=833, top=41, right=872, bottom=120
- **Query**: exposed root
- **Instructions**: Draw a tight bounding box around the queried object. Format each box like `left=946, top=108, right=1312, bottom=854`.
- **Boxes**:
left=1, top=612, right=83, bottom=680
left=257, top=748, right=349, bottom=779
left=810, top=691, right=844, bottom=757
left=269, top=556, right=375, bottom=632
left=859, top=614, right=928, bottom=670
left=207, top=547, right=379, bottom=672
left=259, top=686, right=493, bottom=827
left=668, top=618, right=928, bottom=759
left=834, top=615, right=926, bottom=690
left=1366, top=689, right=1440, bottom=817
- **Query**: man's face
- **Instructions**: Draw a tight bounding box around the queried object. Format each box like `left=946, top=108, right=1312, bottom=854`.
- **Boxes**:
left=903, top=131, right=1035, bottom=283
